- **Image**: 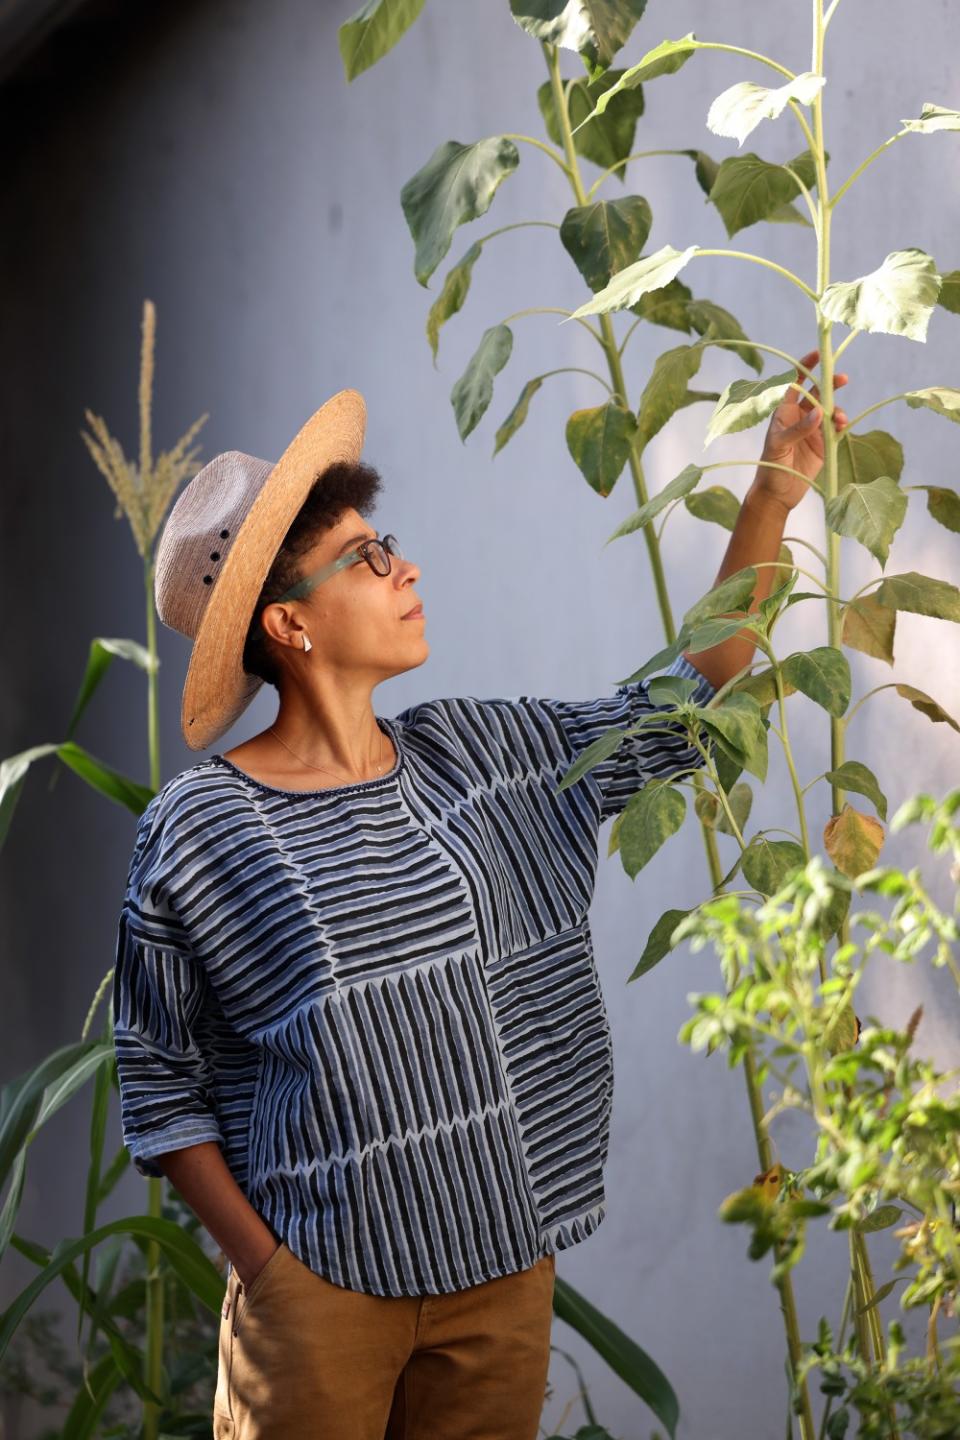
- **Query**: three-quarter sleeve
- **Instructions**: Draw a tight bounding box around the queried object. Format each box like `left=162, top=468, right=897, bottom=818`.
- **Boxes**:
left=538, top=653, right=718, bottom=822
left=112, top=804, right=225, bottom=1179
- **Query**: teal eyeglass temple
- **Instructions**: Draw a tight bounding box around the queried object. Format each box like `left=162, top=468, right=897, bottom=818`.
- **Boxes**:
left=272, top=534, right=403, bottom=604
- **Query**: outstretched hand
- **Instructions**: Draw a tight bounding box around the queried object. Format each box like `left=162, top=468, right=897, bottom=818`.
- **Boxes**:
left=753, top=348, right=849, bottom=511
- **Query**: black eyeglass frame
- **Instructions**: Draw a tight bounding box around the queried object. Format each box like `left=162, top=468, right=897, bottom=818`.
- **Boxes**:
left=272, top=534, right=403, bottom=604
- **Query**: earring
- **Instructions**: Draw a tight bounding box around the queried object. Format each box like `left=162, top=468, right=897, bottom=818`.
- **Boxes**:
left=302, top=634, right=312, bottom=652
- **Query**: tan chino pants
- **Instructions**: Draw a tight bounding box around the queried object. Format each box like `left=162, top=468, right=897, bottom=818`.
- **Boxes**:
left=213, top=1240, right=556, bottom=1439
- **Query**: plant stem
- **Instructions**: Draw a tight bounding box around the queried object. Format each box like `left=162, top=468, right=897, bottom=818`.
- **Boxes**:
left=586, top=149, right=710, bottom=202
left=774, top=663, right=813, bottom=867
left=142, top=556, right=164, bottom=1440
left=543, top=35, right=819, bottom=1440
left=689, top=250, right=819, bottom=303
left=809, top=5, right=893, bottom=1423
left=501, top=132, right=572, bottom=179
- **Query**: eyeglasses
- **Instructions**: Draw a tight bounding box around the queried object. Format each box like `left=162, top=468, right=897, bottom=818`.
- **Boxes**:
left=272, top=534, right=403, bottom=604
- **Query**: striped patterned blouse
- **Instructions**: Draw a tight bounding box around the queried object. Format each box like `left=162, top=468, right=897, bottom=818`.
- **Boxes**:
left=113, top=653, right=716, bottom=1296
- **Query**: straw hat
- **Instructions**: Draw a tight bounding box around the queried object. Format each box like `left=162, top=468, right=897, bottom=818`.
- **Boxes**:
left=154, top=388, right=367, bottom=752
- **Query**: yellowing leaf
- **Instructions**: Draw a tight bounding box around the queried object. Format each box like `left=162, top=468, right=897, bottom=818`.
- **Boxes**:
left=840, top=592, right=896, bottom=664
left=823, top=804, right=884, bottom=878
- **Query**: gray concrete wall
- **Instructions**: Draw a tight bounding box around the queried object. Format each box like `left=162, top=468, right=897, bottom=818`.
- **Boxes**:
left=2, top=1, right=959, bottom=1435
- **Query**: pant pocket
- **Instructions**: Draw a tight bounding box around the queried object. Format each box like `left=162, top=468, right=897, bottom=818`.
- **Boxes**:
left=213, top=1279, right=238, bottom=1426
left=232, top=1240, right=290, bottom=1338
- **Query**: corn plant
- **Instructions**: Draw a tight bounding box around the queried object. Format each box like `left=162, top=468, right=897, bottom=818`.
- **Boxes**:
left=0, top=301, right=218, bottom=1440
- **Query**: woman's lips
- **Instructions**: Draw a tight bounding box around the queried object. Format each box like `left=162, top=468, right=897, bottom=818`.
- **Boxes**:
left=402, top=605, right=424, bottom=619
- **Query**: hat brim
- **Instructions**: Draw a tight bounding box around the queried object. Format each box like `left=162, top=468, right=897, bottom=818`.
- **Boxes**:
left=181, top=388, right=367, bottom=751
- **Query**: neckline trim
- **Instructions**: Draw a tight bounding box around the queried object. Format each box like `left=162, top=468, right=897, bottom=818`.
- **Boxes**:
left=210, top=716, right=404, bottom=797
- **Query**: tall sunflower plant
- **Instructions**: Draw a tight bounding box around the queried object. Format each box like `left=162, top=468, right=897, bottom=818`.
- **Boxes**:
left=337, top=4, right=960, bottom=1438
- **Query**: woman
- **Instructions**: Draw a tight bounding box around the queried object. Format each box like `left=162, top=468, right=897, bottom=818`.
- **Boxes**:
left=113, top=374, right=847, bottom=1439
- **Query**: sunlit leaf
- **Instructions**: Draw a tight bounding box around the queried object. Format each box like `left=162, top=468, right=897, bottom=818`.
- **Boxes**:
left=903, top=385, right=960, bottom=423
left=707, top=73, right=825, bottom=147
left=511, top=0, right=649, bottom=71
left=819, top=249, right=942, bottom=342
left=570, top=32, right=699, bottom=134
left=564, top=244, right=700, bottom=322
left=900, top=102, right=960, bottom=133
left=704, top=368, right=798, bottom=446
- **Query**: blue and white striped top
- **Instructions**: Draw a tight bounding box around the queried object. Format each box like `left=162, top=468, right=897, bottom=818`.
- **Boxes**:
left=113, top=654, right=716, bottom=1296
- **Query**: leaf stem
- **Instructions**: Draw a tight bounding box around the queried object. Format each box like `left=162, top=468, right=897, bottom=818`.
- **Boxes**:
left=501, top=132, right=573, bottom=179
left=830, top=132, right=908, bottom=211
left=499, top=305, right=605, bottom=348
left=692, top=249, right=820, bottom=302
left=586, top=148, right=706, bottom=202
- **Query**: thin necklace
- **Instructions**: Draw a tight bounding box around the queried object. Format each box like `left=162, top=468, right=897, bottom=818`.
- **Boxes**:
left=267, top=722, right=385, bottom=785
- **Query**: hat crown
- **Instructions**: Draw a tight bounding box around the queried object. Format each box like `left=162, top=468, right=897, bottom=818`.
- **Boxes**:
left=155, top=450, right=275, bottom=640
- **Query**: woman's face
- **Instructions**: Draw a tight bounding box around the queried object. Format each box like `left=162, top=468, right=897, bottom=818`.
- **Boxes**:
left=263, top=507, right=429, bottom=686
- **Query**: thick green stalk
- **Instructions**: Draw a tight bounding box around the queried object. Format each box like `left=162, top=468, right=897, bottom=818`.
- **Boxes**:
left=542, top=41, right=725, bottom=893
left=542, top=38, right=818, bottom=1440
left=809, top=6, right=891, bottom=1426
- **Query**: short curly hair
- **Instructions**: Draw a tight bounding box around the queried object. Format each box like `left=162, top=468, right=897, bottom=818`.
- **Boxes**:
left=241, top=458, right=384, bottom=689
